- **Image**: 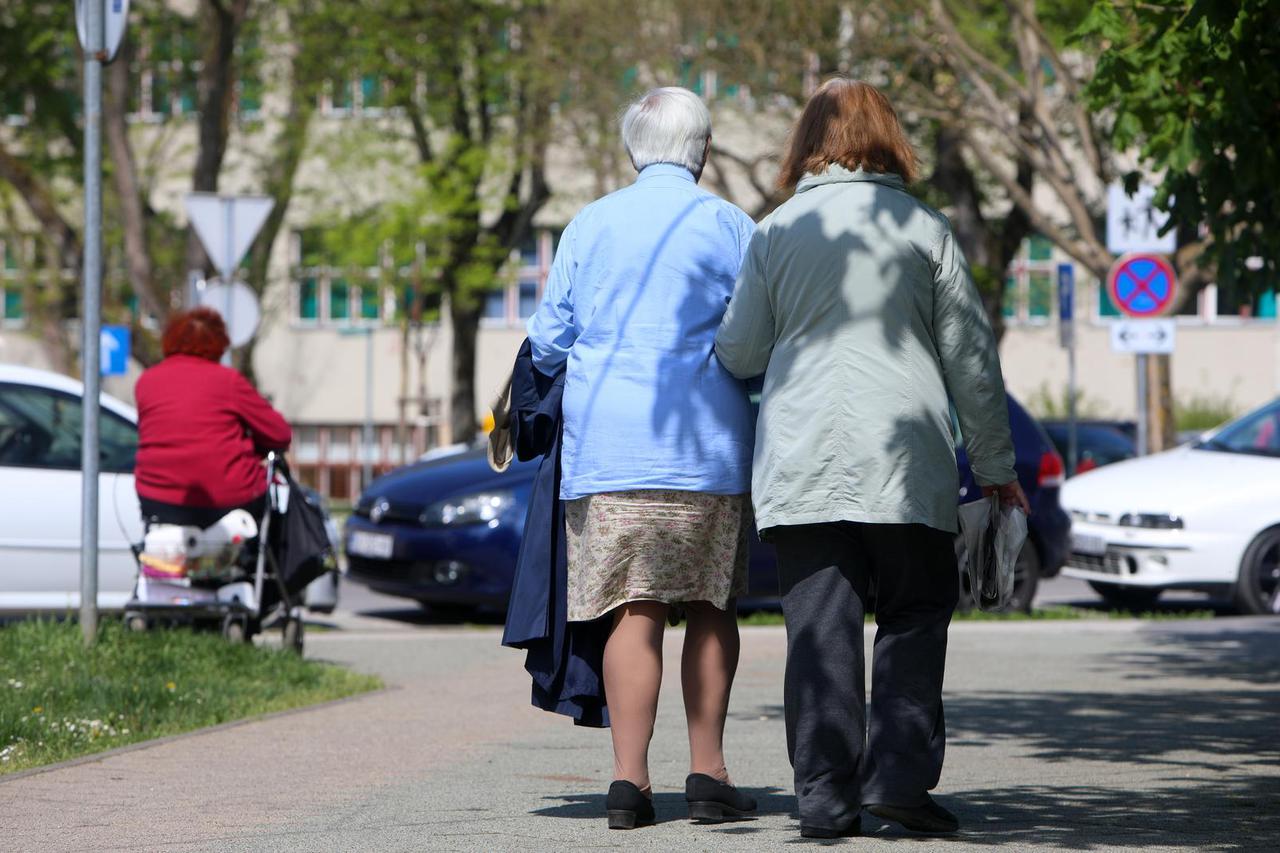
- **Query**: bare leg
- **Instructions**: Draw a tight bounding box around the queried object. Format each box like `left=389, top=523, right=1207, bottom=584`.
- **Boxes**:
left=681, top=599, right=740, bottom=782
left=604, top=600, right=669, bottom=792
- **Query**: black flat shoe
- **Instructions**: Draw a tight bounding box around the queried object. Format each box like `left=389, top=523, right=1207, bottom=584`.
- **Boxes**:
left=866, top=794, right=959, bottom=834
left=606, top=780, right=655, bottom=830
left=800, top=815, right=862, bottom=838
left=685, top=773, right=758, bottom=823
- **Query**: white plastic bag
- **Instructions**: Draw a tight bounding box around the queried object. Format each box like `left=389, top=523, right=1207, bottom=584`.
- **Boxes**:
left=957, top=495, right=1028, bottom=611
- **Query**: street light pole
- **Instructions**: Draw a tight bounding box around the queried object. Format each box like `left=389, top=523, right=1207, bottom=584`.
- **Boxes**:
left=79, top=0, right=105, bottom=647
left=364, top=328, right=374, bottom=490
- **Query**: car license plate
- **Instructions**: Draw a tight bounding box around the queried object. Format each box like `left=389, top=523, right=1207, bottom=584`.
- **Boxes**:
left=1072, top=533, right=1107, bottom=556
left=348, top=531, right=394, bottom=559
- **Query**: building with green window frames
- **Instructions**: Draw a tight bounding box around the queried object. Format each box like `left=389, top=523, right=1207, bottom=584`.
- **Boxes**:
left=0, top=30, right=1277, bottom=500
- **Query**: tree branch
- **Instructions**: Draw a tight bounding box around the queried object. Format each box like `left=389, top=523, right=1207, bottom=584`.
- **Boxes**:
left=963, top=130, right=1110, bottom=277
left=0, top=140, right=80, bottom=272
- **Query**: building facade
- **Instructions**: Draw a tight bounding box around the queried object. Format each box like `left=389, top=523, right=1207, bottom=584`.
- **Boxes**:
left=2, top=48, right=1278, bottom=502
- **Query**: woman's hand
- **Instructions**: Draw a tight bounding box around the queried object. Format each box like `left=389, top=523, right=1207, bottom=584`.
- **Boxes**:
left=982, top=480, right=1031, bottom=514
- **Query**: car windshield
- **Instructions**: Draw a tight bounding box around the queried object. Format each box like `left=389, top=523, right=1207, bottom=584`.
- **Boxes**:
left=1195, top=399, right=1280, bottom=458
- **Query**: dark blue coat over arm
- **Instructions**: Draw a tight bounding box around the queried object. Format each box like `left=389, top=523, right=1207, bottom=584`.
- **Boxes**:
left=500, top=339, right=610, bottom=727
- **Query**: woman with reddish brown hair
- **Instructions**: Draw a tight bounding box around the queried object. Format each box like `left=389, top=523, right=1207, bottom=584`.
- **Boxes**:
left=716, top=78, right=1028, bottom=838
left=134, top=307, right=291, bottom=527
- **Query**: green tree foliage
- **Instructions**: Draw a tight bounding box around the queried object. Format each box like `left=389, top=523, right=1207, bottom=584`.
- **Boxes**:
left=1080, top=0, right=1280, bottom=292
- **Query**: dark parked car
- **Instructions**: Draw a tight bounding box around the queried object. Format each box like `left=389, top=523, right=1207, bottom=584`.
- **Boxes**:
left=345, top=396, right=1069, bottom=614
left=1041, top=420, right=1137, bottom=475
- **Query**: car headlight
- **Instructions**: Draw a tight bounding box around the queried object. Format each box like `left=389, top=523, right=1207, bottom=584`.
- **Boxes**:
left=420, top=491, right=515, bottom=527
left=1118, top=513, right=1184, bottom=530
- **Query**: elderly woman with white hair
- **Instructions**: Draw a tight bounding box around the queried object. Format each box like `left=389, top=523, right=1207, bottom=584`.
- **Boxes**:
left=527, top=86, right=758, bottom=830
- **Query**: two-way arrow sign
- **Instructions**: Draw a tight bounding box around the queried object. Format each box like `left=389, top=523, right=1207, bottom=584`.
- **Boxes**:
left=1110, top=319, right=1175, bottom=354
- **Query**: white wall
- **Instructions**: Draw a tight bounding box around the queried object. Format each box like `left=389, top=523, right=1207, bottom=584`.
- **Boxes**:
left=1001, top=321, right=1280, bottom=419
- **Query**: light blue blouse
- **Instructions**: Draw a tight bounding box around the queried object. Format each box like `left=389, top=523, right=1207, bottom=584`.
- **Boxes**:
left=527, top=164, right=757, bottom=501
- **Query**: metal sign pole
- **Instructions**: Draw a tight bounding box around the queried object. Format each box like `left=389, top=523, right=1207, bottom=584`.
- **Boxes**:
left=364, top=329, right=374, bottom=490
left=79, top=0, right=105, bottom=646
left=1058, top=263, right=1077, bottom=476
left=1135, top=353, right=1149, bottom=456
left=1068, top=333, right=1078, bottom=475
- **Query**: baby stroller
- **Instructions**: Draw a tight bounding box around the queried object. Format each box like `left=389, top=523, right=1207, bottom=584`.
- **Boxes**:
left=123, top=453, right=333, bottom=653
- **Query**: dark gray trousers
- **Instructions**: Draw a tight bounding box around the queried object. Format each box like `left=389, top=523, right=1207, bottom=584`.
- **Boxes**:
left=772, top=521, right=958, bottom=830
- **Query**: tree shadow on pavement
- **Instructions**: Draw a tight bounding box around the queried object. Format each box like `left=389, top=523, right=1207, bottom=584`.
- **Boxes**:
left=1113, top=622, right=1280, bottom=686
left=735, top=622, right=1280, bottom=848
left=941, top=622, right=1280, bottom=847
left=937, top=774, right=1280, bottom=850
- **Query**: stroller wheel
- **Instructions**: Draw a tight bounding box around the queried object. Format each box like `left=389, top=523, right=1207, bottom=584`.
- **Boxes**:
left=282, top=616, right=304, bottom=655
left=125, top=613, right=148, bottom=633
left=222, top=615, right=247, bottom=644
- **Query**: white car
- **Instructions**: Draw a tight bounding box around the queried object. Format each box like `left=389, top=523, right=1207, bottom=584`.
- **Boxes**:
left=1061, top=397, right=1280, bottom=614
left=0, top=364, right=337, bottom=612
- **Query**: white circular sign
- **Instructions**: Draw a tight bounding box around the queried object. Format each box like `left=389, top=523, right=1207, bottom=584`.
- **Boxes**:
left=75, top=0, right=131, bottom=63
left=198, top=280, right=261, bottom=348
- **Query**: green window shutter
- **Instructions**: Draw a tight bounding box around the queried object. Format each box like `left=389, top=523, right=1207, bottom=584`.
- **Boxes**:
left=1098, top=283, right=1121, bottom=317
left=1028, top=235, right=1053, bottom=261
left=1259, top=291, right=1276, bottom=319
left=360, top=286, right=380, bottom=320
left=329, top=279, right=349, bottom=321
left=3, top=286, right=22, bottom=320
left=240, top=76, right=262, bottom=115
left=360, top=75, right=382, bottom=110
left=299, top=279, right=318, bottom=321
left=1002, top=275, right=1018, bottom=319
left=1028, top=271, right=1052, bottom=318
left=151, top=73, right=171, bottom=115
left=331, top=79, right=353, bottom=111
left=2, top=242, right=17, bottom=270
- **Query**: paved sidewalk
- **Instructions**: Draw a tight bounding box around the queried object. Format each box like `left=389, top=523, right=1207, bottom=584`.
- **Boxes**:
left=2, top=617, right=1277, bottom=852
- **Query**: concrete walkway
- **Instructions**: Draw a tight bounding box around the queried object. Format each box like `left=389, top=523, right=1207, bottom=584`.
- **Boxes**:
left=2, top=616, right=1277, bottom=852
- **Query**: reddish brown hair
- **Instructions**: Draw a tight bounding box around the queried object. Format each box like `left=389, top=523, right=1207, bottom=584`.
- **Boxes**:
left=777, top=78, right=919, bottom=189
left=161, top=307, right=230, bottom=361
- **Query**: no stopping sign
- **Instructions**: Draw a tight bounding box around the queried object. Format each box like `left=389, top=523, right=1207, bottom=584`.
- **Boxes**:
left=1106, top=253, right=1178, bottom=318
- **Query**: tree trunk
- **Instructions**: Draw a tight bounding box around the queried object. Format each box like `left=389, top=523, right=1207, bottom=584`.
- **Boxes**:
left=104, top=50, right=168, bottom=327
left=1148, top=355, right=1176, bottom=452
left=447, top=297, right=482, bottom=442
left=184, top=0, right=252, bottom=277
left=237, top=35, right=318, bottom=387
left=0, top=143, right=80, bottom=273
left=933, top=124, right=1033, bottom=341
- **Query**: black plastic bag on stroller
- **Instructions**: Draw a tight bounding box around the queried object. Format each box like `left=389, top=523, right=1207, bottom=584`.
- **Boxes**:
left=264, top=462, right=334, bottom=606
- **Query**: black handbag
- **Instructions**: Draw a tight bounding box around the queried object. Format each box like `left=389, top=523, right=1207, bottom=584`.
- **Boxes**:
left=273, top=465, right=335, bottom=596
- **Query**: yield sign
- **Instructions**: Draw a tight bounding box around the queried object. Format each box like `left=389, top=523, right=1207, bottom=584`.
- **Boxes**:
left=1106, top=253, right=1178, bottom=318
left=184, top=193, right=274, bottom=280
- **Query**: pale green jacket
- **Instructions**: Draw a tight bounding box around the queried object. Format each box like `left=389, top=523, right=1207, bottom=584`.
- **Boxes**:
left=714, top=165, right=1015, bottom=534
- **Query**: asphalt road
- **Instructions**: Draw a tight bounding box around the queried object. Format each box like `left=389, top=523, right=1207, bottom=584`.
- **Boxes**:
left=335, top=571, right=1235, bottom=627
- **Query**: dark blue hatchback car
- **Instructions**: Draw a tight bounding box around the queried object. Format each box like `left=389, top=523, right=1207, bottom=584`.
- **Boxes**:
left=345, top=395, right=1069, bottom=614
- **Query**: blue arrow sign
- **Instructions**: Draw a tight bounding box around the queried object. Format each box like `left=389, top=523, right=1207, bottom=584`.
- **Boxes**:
left=100, top=325, right=130, bottom=376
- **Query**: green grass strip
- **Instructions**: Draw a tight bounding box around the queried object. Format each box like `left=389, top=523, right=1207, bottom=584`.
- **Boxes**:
left=0, top=619, right=380, bottom=775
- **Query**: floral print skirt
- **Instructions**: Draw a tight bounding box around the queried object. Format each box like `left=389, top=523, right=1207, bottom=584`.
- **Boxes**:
left=564, top=490, right=751, bottom=623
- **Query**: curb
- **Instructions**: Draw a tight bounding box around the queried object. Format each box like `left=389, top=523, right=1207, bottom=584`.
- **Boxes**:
left=0, top=684, right=393, bottom=785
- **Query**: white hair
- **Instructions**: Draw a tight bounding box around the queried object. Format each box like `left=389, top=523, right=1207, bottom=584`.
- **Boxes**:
left=620, top=87, right=711, bottom=174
